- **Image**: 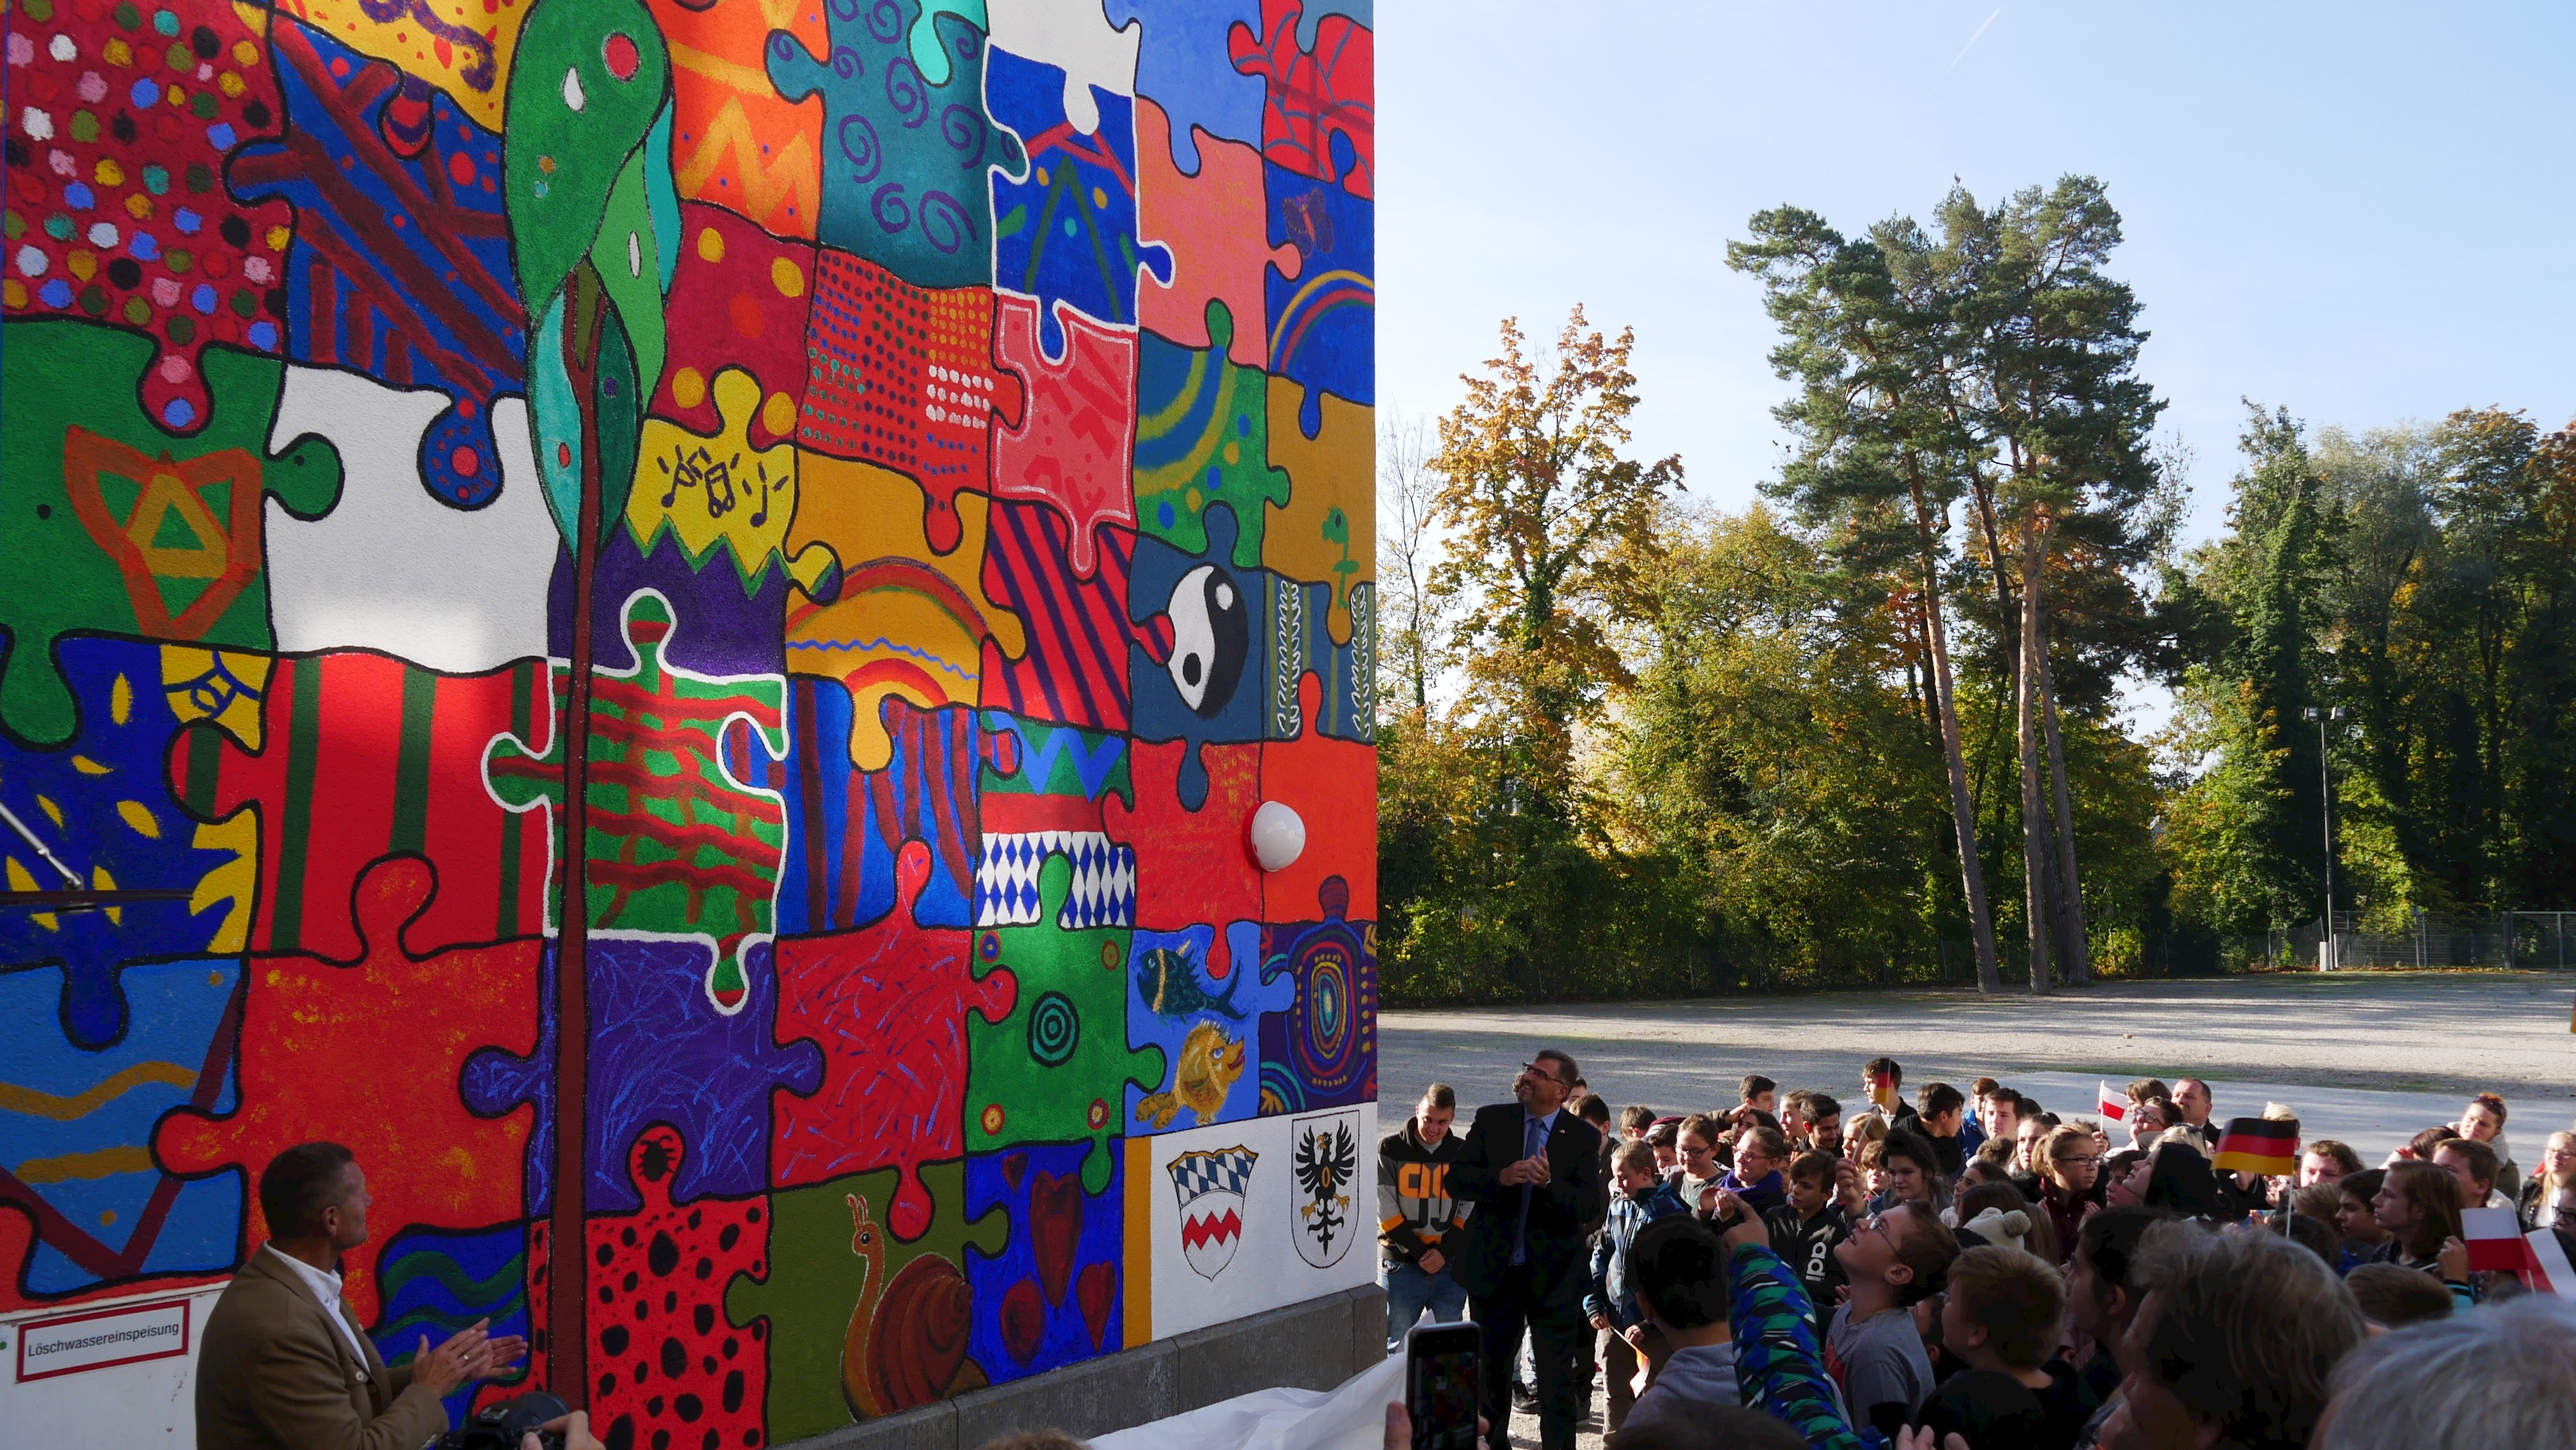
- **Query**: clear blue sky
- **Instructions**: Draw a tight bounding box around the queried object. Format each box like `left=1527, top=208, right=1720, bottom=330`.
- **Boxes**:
left=1378, top=3, right=2576, bottom=544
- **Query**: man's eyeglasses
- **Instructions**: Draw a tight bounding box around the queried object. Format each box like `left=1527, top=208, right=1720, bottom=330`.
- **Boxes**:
left=1519, top=1061, right=1570, bottom=1088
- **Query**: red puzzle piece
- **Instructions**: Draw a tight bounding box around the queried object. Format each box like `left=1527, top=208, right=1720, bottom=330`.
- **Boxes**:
left=1135, top=99, right=1294, bottom=370
left=992, top=291, right=1138, bottom=580
left=1227, top=0, right=1375, bottom=199
left=656, top=201, right=817, bottom=446
left=585, top=1127, right=770, bottom=1450
left=1259, top=673, right=1374, bottom=923
left=1104, top=735, right=1262, bottom=942
left=152, top=856, right=540, bottom=1323
left=770, top=842, right=1016, bottom=1241
left=797, top=250, right=1022, bottom=554
left=170, top=652, right=552, bottom=961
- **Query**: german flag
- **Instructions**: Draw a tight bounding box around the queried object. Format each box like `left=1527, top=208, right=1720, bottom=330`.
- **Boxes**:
left=2213, top=1118, right=2299, bottom=1176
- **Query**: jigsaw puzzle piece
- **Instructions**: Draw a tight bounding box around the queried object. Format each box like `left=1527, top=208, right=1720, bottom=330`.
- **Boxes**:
left=152, top=856, right=539, bottom=1322
left=964, top=1139, right=1123, bottom=1381
left=269, top=0, right=536, bottom=131
left=1106, top=0, right=1263, bottom=176
left=1123, top=920, right=1284, bottom=1133
left=989, top=45, right=1168, bottom=352
left=485, top=590, right=788, bottom=1004
left=458, top=936, right=821, bottom=1218
left=771, top=840, right=1013, bottom=1235
left=1262, top=373, right=1371, bottom=644
left=626, top=365, right=834, bottom=598
left=786, top=455, right=1024, bottom=769
left=796, top=250, right=1019, bottom=555
left=263, top=367, right=555, bottom=671
left=3, top=636, right=250, bottom=1047
left=992, top=291, right=1138, bottom=577
left=1260, top=671, right=1374, bottom=924
left=725, top=1161, right=1004, bottom=1441
left=171, top=650, right=552, bottom=962
left=979, top=501, right=1138, bottom=733
left=1227, top=0, right=1373, bottom=198
left=757, top=683, right=987, bottom=934
left=652, top=0, right=824, bottom=237
left=577, top=1128, right=770, bottom=1450
left=368, top=1222, right=533, bottom=1426
left=765, top=0, right=1024, bottom=290
left=1134, top=98, right=1293, bottom=369
left=964, top=854, right=1158, bottom=1191
left=657, top=203, right=816, bottom=447
left=1266, top=574, right=1372, bottom=743
left=0, top=1, right=297, bottom=435
left=230, top=18, right=525, bottom=506
left=987, top=0, right=1139, bottom=136
left=1133, top=300, right=1287, bottom=568
left=1255, top=875, right=1375, bottom=1116
left=0, top=320, right=340, bottom=747
left=1101, top=733, right=1259, bottom=932
left=1124, top=503, right=1269, bottom=808
left=0, top=957, right=243, bottom=1297
left=1263, top=161, right=1373, bottom=435
left=977, top=712, right=1132, bottom=829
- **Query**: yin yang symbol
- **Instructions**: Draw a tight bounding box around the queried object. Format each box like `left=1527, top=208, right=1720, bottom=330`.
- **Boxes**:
left=1167, top=564, right=1250, bottom=718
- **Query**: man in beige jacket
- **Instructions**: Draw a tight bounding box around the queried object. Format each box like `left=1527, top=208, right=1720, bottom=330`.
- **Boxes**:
left=196, top=1142, right=526, bottom=1450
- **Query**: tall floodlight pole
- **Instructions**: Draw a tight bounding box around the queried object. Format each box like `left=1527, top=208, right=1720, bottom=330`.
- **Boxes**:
left=2302, top=706, right=2345, bottom=969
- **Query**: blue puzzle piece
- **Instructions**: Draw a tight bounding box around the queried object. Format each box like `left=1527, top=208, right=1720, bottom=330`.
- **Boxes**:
left=1, top=637, right=245, bottom=1050
left=768, top=0, right=1028, bottom=290
left=231, top=20, right=524, bottom=508
left=1292, top=0, right=1372, bottom=53
left=460, top=939, right=821, bottom=1215
left=1123, top=920, right=1289, bottom=1132
left=1126, top=504, right=1274, bottom=808
left=964, top=1140, right=1124, bottom=1382
left=0, top=957, right=242, bottom=1296
left=1263, top=160, right=1373, bottom=434
left=1264, top=575, right=1372, bottom=745
left=758, top=683, right=987, bottom=935
left=1108, top=0, right=1265, bottom=175
left=989, top=46, right=1172, bottom=355
left=369, top=1222, right=532, bottom=1423
left=1256, top=880, right=1374, bottom=1116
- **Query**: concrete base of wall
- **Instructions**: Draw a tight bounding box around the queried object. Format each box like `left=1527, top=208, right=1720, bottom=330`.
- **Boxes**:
left=786, top=1283, right=1389, bottom=1450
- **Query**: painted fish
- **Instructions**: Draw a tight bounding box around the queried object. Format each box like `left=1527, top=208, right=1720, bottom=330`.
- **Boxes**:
left=1134, top=944, right=1245, bottom=1020
left=1135, top=1022, right=1246, bottom=1130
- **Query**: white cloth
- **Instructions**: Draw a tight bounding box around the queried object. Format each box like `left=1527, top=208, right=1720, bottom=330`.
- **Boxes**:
left=1092, top=1353, right=1402, bottom=1450
left=264, top=1242, right=371, bottom=1375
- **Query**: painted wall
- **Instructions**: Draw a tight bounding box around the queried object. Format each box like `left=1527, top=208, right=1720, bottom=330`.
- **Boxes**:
left=0, top=0, right=1375, bottom=1442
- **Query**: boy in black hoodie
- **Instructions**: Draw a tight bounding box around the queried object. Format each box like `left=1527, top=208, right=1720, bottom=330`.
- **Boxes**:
left=1764, top=1149, right=1852, bottom=1337
left=1379, top=1083, right=1472, bottom=1351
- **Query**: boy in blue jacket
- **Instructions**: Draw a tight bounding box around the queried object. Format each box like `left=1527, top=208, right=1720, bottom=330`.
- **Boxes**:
left=1586, top=1137, right=1688, bottom=1432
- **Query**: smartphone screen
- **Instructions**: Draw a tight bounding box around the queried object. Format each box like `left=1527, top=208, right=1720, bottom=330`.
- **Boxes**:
left=1405, top=1321, right=1482, bottom=1450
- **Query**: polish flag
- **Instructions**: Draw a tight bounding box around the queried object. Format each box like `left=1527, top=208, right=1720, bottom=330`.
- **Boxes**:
left=2096, top=1083, right=2127, bottom=1123
left=2462, top=1207, right=2529, bottom=1275
left=2526, top=1227, right=2576, bottom=1301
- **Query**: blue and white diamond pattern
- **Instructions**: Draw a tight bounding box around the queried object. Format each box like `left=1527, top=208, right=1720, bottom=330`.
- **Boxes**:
left=1167, top=1146, right=1259, bottom=1205
left=975, top=830, right=1139, bottom=929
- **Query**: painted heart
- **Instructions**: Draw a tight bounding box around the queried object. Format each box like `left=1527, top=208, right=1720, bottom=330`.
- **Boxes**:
left=1029, top=1168, right=1083, bottom=1306
left=1075, top=1260, right=1117, bottom=1352
left=999, top=1278, right=1045, bottom=1366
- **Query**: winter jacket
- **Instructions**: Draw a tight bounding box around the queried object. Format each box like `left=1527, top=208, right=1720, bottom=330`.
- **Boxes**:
left=1585, top=1180, right=1689, bottom=1327
left=1379, top=1121, right=1470, bottom=1265
left=1723, top=1241, right=1868, bottom=1450
left=1718, top=1167, right=1789, bottom=1220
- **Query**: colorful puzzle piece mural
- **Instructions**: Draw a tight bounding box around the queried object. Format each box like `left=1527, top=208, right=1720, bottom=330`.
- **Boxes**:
left=1, top=0, right=1370, bottom=1438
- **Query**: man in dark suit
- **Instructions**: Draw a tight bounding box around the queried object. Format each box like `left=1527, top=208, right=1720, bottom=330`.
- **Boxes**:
left=196, top=1142, right=533, bottom=1450
left=1446, top=1049, right=1605, bottom=1450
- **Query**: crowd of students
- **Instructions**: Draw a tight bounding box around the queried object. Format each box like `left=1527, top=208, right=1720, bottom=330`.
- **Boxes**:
left=1378, top=1054, right=2576, bottom=1450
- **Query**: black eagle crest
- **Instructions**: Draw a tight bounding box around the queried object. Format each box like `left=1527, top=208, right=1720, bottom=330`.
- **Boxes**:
left=1293, top=1118, right=1360, bottom=1256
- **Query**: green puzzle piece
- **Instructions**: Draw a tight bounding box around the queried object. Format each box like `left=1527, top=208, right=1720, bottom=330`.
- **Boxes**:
left=965, top=855, right=1163, bottom=1193
left=977, top=714, right=1133, bottom=805
left=0, top=319, right=341, bottom=746
left=480, top=591, right=786, bottom=1005
left=725, top=1161, right=1005, bottom=1441
left=1133, top=300, right=1290, bottom=572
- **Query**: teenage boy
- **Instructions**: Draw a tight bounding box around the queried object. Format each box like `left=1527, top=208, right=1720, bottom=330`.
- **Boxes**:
left=1961, top=1077, right=1999, bottom=1157
left=1917, top=1083, right=1968, bottom=1178
left=1618, top=1104, right=1657, bottom=1142
left=1826, top=1200, right=1960, bottom=1437
left=1741, top=1074, right=1778, bottom=1118
left=1801, top=1093, right=1845, bottom=1158
left=1765, top=1151, right=1851, bottom=1336
left=1916, top=1245, right=2090, bottom=1449
left=1982, top=1090, right=2023, bottom=1155
left=1584, top=1140, right=1687, bottom=1433
left=1863, top=1057, right=1921, bottom=1135
left=1380, top=1083, right=1471, bottom=1352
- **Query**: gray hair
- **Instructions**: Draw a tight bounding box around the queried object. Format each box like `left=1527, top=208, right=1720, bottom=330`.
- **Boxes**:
left=2131, top=1220, right=2364, bottom=1450
left=2317, top=1294, right=2576, bottom=1450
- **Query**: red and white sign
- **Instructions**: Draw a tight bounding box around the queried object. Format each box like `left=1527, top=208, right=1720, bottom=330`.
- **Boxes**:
left=14, top=1298, right=191, bottom=1381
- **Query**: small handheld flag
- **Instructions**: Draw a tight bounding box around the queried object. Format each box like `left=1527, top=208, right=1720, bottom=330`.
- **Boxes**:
left=2462, top=1207, right=2529, bottom=1275
left=2528, top=1228, right=2576, bottom=1301
left=1869, top=1070, right=1898, bottom=1112
left=2097, top=1083, right=2128, bottom=1123
left=2212, top=1117, right=2299, bottom=1176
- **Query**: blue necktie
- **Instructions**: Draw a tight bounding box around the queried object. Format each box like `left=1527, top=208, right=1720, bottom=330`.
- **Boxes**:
left=1512, top=1113, right=1542, bottom=1266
